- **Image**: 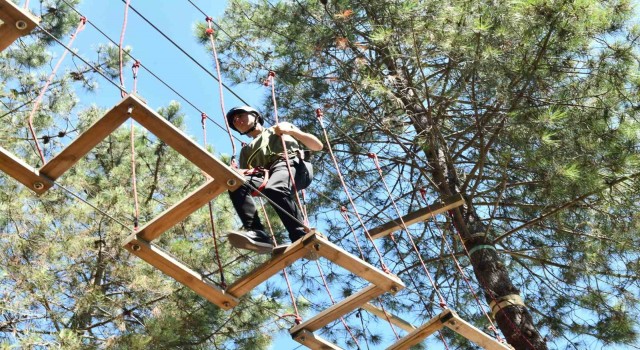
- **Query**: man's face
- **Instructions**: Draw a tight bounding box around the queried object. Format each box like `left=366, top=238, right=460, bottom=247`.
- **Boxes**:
left=232, top=112, right=254, bottom=133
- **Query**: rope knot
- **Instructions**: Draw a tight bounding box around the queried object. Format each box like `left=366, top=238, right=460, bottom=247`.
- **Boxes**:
left=201, top=112, right=207, bottom=124
left=367, top=152, right=376, bottom=159
left=340, top=206, right=347, bottom=213
left=80, top=16, right=87, bottom=24
left=419, top=187, right=427, bottom=201
left=268, top=70, right=276, bottom=77
left=315, top=108, right=324, bottom=119
left=206, top=28, right=214, bottom=35
left=205, top=16, right=213, bottom=22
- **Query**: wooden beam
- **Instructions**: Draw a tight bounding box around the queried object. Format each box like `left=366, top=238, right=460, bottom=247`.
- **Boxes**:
left=369, top=194, right=465, bottom=240
left=314, top=235, right=405, bottom=293
left=444, top=310, right=513, bottom=350
left=292, top=329, right=344, bottom=350
left=361, top=302, right=416, bottom=333
left=132, top=179, right=225, bottom=242
left=122, top=235, right=238, bottom=310
left=386, top=309, right=512, bottom=350
left=0, top=146, right=52, bottom=194
left=125, top=95, right=244, bottom=191
left=290, top=284, right=385, bottom=335
left=385, top=309, right=451, bottom=350
left=40, top=95, right=131, bottom=181
left=225, top=231, right=319, bottom=298
left=0, top=0, right=39, bottom=52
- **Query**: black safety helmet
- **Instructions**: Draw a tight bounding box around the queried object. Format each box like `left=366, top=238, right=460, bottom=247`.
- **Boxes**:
left=226, top=106, right=264, bottom=134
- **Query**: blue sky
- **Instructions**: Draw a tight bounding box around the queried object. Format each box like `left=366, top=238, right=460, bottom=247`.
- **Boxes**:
left=26, top=0, right=301, bottom=348
left=22, top=1, right=638, bottom=349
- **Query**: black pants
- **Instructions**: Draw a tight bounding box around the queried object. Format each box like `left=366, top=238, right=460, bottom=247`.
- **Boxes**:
left=229, top=159, right=313, bottom=243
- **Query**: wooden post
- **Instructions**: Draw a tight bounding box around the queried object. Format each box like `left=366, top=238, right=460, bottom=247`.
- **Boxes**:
left=361, top=302, right=416, bottom=333
left=39, top=95, right=132, bottom=185
left=132, top=180, right=226, bottom=242
left=125, top=95, right=243, bottom=190
left=0, top=146, right=52, bottom=194
left=386, top=309, right=513, bottom=350
left=225, top=231, right=318, bottom=298
left=368, top=194, right=465, bottom=240
left=0, top=0, right=40, bottom=52
left=292, top=329, right=344, bottom=350
left=122, top=235, right=238, bottom=310
left=289, top=284, right=385, bottom=335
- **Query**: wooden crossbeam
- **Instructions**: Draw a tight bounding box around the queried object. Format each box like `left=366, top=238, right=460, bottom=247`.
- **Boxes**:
left=290, top=284, right=385, bottom=335
left=314, top=235, right=405, bottom=293
left=225, top=231, right=317, bottom=298
left=386, top=309, right=512, bottom=350
left=39, top=96, right=131, bottom=184
left=0, top=146, right=52, bottom=194
left=444, top=310, right=513, bottom=350
left=361, top=302, right=416, bottom=333
left=122, top=236, right=238, bottom=310
left=369, top=194, right=465, bottom=240
left=292, top=329, right=344, bottom=350
left=131, top=179, right=226, bottom=242
left=0, top=0, right=39, bottom=52
left=226, top=230, right=405, bottom=299
left=125, top=94, right=243, bottom=190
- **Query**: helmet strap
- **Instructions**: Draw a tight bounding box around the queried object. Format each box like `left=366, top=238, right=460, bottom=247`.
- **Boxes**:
left=240, top=119, right=258, bottom=136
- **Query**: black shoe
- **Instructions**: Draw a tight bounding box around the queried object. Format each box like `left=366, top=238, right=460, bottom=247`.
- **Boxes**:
left=227, top=229, right=274, bottom=254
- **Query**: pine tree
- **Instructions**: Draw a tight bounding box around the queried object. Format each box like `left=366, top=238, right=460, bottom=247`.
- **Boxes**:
left=1, top=1, right=287, bottom=348
left=210, top=0, right=640, bottom=348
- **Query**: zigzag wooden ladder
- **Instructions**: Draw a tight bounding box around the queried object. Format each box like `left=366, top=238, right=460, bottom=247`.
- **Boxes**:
left=364, top=196, right=513, bottom=350
left=0, top=0, right=40, bottom=52
left=0, top=95, right=404, bottom=349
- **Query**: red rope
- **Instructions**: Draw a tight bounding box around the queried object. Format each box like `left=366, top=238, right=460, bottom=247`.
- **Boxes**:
left=130, top=116, right=139, bottom=230
left=340, top=206, right=401, bottom=339
left=205, top=16, right=237, bottom=168
left=201, top=112, right=226, bottom=287
left=315, top=260, right=361, bottom=347
left=447, top=214, right=534, bottom=348
left=118, top=0, right=132, bottom=98
left=419, top=191, right=503, bottom=341
left=315, top=108, right=390, bottom=273
left=368, top=153, right=447, bottom=307
left=27, top=17, right=86, bottom=164
left=265, top=72, right=308, bottom=226
left=258, top=197, right=302, bottom=323
left=366, top=156, right=452, bottom=349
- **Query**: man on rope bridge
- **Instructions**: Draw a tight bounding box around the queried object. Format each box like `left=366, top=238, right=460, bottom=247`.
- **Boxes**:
left=225, top=106, right=323, bottom=253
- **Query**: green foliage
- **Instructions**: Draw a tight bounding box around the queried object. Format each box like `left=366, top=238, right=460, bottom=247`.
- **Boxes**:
left=211, top=0, right=640, bottom=348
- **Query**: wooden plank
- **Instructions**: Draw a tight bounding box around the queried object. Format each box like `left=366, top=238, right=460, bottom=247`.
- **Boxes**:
left=385, top=309, right=451, bottom=350
left=40, top=95, right=131, bottom=180
left=225, top=231, right=319, bottom=298
left=444, top=310, right=513, bottom=350
left=0, top=146, right=52, bottom=194
left=292, top=329, right=344, bottom=350
left=290, top=284, right=385, bottom=335
left=134, top=179, right=225, bottom=241
left=122, top=235, right=238, bottom=310
left=369, top=194, right=465, bottom=240
left=0, top=0, right=40, bottom=52
left=125, top=95, right=244, bottom=191
left=361, top=302, right=416, bottom=333
left=315, top=236, right=405, bottom=293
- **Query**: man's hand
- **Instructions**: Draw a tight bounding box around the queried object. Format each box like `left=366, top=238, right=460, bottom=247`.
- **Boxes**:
left=273, top=122, right=324, bottom=151
left=274, top=122, right=297, bottom=136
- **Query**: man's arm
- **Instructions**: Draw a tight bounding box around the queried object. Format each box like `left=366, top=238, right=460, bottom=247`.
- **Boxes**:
left=274, top=122, right=323, bottom=151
